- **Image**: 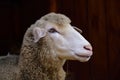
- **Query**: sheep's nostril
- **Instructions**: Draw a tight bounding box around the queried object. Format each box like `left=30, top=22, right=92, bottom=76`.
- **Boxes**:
left=84, top=45, right=92, bottom=51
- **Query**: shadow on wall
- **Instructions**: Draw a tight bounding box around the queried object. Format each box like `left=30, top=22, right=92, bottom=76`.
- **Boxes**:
left=0, top=0, right=50, bottom=56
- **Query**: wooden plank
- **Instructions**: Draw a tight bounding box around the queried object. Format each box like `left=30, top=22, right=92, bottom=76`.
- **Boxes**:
left=50, top=0, right=57, bottom=12
left=106, top=0, right=120, bottom=80
left=87, top=0, right=109, bottom=80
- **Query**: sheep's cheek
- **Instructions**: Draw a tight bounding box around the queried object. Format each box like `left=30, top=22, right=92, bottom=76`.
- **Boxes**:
left=49, top=33, right=69, bottom=49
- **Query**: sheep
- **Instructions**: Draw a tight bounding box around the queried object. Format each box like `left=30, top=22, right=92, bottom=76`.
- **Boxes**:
left=0, top=13, right=93, bottom=80
left=0, top=54, right=19, bottom=80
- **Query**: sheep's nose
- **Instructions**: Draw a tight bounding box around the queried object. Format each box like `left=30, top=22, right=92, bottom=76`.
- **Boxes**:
left=84, top=45, right=93, bottom=51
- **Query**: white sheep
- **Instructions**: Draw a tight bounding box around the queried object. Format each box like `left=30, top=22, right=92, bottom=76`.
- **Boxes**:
left=0, top=13, right=93, bottom=80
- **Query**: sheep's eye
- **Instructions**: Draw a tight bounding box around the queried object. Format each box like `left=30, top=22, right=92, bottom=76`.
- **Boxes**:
left=48, top=28, right=58, bottom=33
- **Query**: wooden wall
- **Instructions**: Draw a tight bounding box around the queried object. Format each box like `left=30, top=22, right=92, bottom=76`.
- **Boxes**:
left=0, top=0, right=120, bottom=80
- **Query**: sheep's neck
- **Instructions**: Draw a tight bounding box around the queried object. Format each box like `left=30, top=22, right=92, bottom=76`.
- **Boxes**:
left=18, top=39, right=66, bottom=80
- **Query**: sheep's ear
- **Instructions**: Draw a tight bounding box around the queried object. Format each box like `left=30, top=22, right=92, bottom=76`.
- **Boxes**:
left=32, top=27, right=46, bottom=43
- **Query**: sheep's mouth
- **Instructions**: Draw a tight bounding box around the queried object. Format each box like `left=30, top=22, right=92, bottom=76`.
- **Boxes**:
left=75, top=54, right=90, bottom=58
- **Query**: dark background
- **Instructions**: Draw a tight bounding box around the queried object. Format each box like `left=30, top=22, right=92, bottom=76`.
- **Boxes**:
left=0, top=0, right=120, bottom=80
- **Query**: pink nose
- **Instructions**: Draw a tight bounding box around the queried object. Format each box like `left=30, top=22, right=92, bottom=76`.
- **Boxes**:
left=84, top=45, right=93, bottom=51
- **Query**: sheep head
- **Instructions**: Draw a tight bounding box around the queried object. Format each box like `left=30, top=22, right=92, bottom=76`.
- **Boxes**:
left=32, top=13, right=93, bottom=62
